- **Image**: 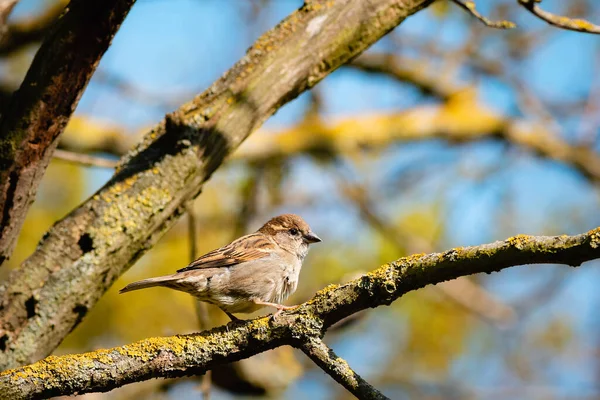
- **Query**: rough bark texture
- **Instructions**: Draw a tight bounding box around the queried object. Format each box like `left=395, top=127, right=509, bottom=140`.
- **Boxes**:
left=0, top=0, right=435, bottom=371
left=300, top=337, right=390, bottom=400
left=1, top=228, right=599, bottom=399
left=0, top=0, right=135, bottom=265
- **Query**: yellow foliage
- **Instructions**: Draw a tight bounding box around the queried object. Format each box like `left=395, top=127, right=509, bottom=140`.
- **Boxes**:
left=397, top=289, right=471, bottom=375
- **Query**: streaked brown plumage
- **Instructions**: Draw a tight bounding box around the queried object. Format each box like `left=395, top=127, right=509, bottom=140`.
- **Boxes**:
left=120, top=214, right=321, bottom=320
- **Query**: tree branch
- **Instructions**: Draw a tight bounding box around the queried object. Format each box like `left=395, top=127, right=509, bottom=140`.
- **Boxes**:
left=450, top=0, right=515, bottom=29
left=52, top=149, right=118, bottom=169
left=518, top=0, right=600, bottom=34
left=349, top=53, right=459, bottom=100
left=0, top=0, right=135, bottom=265
left=0, top=0, right=436, bottom=371
left=1, top=227, right=600, bottom=398
left=237, top=100, right=600, bottom=184
left=299, top=337, right=389, bottom=400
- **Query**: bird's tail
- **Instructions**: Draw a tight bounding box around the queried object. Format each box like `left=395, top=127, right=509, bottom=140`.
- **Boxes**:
left=119, top=275, right=178, bottom=294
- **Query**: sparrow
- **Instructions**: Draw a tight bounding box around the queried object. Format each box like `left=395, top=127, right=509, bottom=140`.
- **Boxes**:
left=119, top=214, right=321, bottom=320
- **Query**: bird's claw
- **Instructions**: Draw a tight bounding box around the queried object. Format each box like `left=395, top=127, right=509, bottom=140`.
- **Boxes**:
left=271, top=304, right=298, bottom=320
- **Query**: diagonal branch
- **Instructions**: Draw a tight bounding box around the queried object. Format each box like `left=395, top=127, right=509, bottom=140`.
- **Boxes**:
left=1, top=227, right=600, bottom=399
left=518, top=0, right=600, bottom=34
left=0, top=0, right=436, bottom=371
left=52, top=149, right=118, bottom=169
left=450, top=0, right=515, bottom=29
left=299, top=337, right=389, bottom=400
left=0, top=0, right=135, bottom=266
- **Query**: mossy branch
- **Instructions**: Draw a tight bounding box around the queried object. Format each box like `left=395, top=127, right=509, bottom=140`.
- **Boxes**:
left=2, top=228, right=600, bottom=399
left=299, top=337, right=390, bottom=400
left=0, top=0, right=436, bottom=371
left=518, top=0, right=600, bottom=34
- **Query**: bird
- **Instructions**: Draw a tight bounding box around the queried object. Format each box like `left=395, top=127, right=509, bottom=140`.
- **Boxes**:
left=119, top=214, right=321, bottom=320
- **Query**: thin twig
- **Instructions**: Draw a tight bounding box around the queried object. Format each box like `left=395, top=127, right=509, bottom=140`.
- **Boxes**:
left=53, top=149, right=118, bottom=168
left=450, top=0, right=516, bottom=29
left=518, top=0, right=600, bottom=34
left=187, top=204, right=212, bottom=400
left=299, top=337, right=390, bottom=400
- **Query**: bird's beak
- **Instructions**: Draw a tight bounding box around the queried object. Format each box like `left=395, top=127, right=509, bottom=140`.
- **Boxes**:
left=304, top=231, right=322, bottom=243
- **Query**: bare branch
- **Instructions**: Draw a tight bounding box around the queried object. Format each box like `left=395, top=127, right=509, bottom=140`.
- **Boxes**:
left=2, top=227, right=600, bottom=398
left=0, top=0, right=135, bottom=266
left=53, top=149, right=118, bottom=169
left=518, top=0, right=600, bottom=34
left=300, top=337, right=389, bottom=400
left=450, top=0, right=515, bottom=29
left=349, top=53, right=459, bottom=100
left=0, top=0, right=436, bottom=371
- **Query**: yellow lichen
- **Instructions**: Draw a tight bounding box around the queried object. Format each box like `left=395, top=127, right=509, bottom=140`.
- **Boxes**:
left=334, top=357, right=358, bottom=387
left=308, top=283, right=340, bottom=304
left=588, top=227, right=600, bottom=249
left=507, top=234, right=531, bottom=249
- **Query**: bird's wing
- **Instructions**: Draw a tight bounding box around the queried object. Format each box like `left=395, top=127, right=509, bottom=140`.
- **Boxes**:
left=177, top=232, right=276, bottom=272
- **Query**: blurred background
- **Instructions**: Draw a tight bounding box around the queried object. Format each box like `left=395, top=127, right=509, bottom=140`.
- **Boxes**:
left=2, top=0, right=600, bottom=399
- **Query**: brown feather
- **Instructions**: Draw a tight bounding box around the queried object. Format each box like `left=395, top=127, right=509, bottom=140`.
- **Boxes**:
left=257, top=214, right=311, bottom=236
left=177, top=232, right=276, bottom=272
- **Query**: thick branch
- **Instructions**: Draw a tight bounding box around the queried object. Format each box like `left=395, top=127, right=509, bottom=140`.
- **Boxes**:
left=300, top=337, right=389, bottom=400
left=0, top=0, right=435, bottom=370
left=1, top=228, right=600, bottom=398
left=518, top=0, right=600, bottom=34
left=0, top=0, right=135, bottom=265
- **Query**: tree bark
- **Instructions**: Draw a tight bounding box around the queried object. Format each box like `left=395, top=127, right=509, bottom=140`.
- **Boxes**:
left=0, top=0, right=435, bottom=371
left=0, top=0, right=135, bottom=265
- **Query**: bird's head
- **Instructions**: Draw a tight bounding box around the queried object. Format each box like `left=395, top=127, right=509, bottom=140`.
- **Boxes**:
left=258, top=214, right=321, bottom=257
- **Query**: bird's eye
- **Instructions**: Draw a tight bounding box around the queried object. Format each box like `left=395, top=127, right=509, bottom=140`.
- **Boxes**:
left=289, top=228, right=299, bottom=236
